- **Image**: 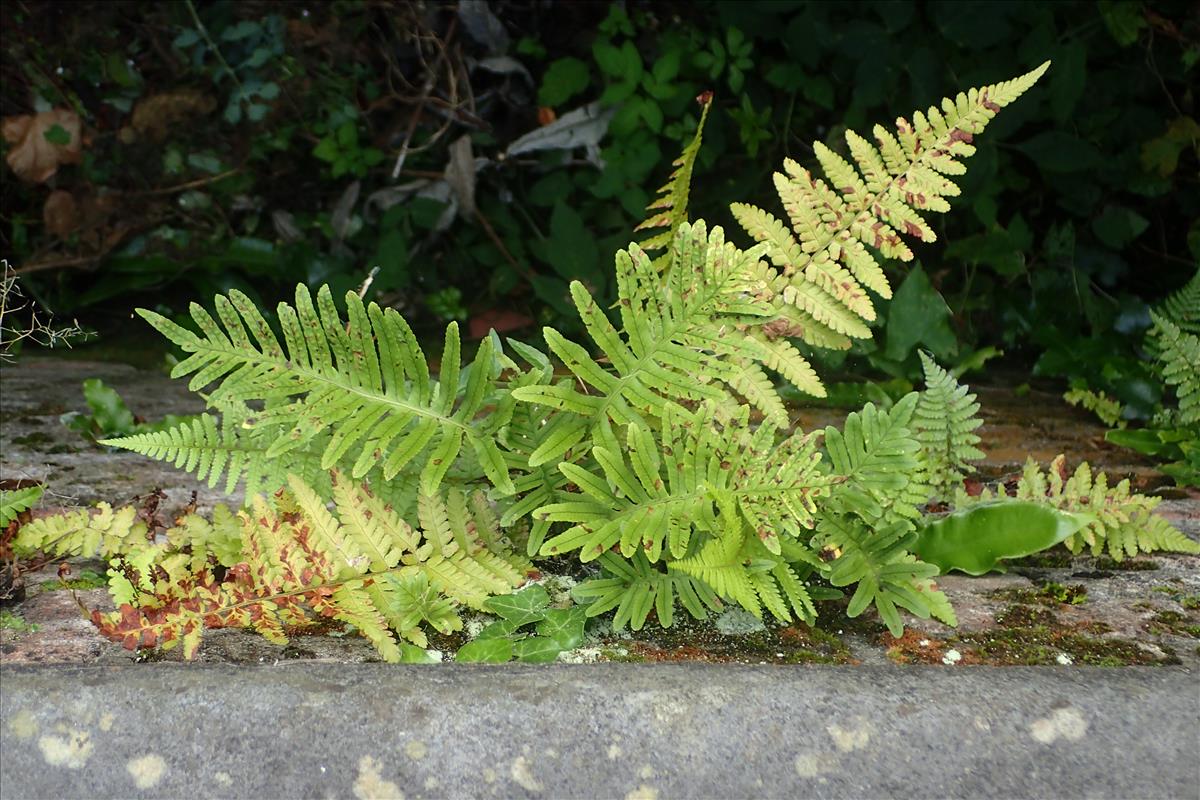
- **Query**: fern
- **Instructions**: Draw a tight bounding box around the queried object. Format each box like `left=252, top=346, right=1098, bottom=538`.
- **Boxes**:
left=635, top=93, right=713, bottom=263
left=110, top=285, right=515, bottom=497
left=571, top=551, right=723, bottom=631
left=731, top=62, right=1049, bottom=358
left=913, top=352, right=985, bottom=500
left=1153, top=269, right=1200, bottom=337
left=16, top=473, right=532, bottom=660
left=0, top=485, right=43, bottom=527
left=1149, top=312, right=1200, bottom=426
left=1063, top=388, right=1125, bottom=428
left=957, top=455, right=1199, bottom=560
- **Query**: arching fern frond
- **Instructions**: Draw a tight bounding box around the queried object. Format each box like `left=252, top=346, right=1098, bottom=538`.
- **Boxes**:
left=914, top=351, right=985, bottom=500
left=960, top=455, right=1199, bottom=560
left=512, top=221, right=825, bottom=466
left=571, top=552, right=723, bottom=631
left=732, top=63, right=1049, bottom=356
left=1154, top=269, right=1200, bottom=336
left=131, top=285, right=514, bottom=496
left=635, top=93, right=713, bottom=263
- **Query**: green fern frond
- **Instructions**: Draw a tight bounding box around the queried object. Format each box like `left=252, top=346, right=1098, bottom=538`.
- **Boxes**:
left=914, top=352, right=985, bottom=499
left=572, top=552, right=723, bottom=631
left=1154, top=269, right=1200, bottom=336
left=822, top=392, right=924, bottom=526
left=959, top=455, right=1199, bottom=560
left=14, top=502, right=147, bottom=559
left=635, top=94, right=713, bottom=261
left=131, top=285, right=514, bottom=496
left=536, top=403, right=829, bottom=563
left=732, top=63, right=1049, bottom=357
left=815, top=514, right=949, bottom=637
left=1063, top=388, right=1125, bottom=428
left=1150, top=312, right=1200, bottom=426
left=0, top=485, right=43, bottom=527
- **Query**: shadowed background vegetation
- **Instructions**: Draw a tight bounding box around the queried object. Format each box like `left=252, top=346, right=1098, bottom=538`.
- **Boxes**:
left=1, top=0, right=1196, bottom=413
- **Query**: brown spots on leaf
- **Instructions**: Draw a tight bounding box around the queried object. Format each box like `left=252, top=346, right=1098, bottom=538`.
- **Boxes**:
left=948, top=128, right=974, bottom=144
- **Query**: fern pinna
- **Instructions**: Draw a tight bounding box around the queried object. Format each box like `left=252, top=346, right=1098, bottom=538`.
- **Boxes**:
left=17, top=473, right=532, bottom=661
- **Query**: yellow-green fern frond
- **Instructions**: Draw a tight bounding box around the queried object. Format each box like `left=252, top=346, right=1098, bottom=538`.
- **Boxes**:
left=636, top=93, right=713, bottom=261
left=731, top=62, right=1049, bottom=365
left=1150, top=312, right=1200, bottom=425
left=914, top=352, right=985, bottom=500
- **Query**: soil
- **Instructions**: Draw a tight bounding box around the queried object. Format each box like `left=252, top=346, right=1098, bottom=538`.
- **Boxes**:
left=2, top=358, right=1197, bottom=668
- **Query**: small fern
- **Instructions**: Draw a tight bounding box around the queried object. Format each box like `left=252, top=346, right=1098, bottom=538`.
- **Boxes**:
left=1063, top=388, right=1125, bottom=428
left=15, top=473, right=533, bottom=660
left=0, top=485, right=43, bottom=528
left=913, top=352, right=985, bottom=500
left=957, top=455, right=1199, bottom=560
left=1149, top=312, right=1200, bottom=426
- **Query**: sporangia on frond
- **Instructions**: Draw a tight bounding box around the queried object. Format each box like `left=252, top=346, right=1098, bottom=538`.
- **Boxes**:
left=914, top=352, right=985, bottom=500
left=958, top=455, right=1199, bottom=560
left=17, top=473, right=532, bottom=661
left=731, top=62, right=1050, bottom=369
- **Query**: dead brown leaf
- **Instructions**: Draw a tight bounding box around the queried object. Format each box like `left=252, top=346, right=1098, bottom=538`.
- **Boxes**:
left=2, top=109, right=83, bottom=183
left=42, top=190, right=79, bottom=238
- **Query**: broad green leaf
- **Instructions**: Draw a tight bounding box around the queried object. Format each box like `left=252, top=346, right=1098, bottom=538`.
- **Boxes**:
left=535, top=606, right=587, bottom=650
left=482, top=584, right=550, bottom=626
left=513, top=636, right=563, bottom=663
left=454, top=638, right=513, bottom=663
left=914, top=501, right=1092, bottom=576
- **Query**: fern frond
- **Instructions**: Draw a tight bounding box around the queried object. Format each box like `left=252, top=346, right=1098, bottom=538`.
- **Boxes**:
left=1150, top=312, right=1200, bottom=426
left=822, top=392, right=924, bottom=526
left=0, top=485, right=43, bottom=527
left=14, top=503, right=147, bottom=559
left=68, top=473, right=533, bottom=661
left=1154, top=269, right=1200, bottom=336
left=572, top=552, right=723, bottom=631
left=816, top=514, right=945, bottom=637
left=133, top=285, right=514, bottom=496
left=959, top=455, right=1199, bottom=559
left=636, top=94, right=713, bottom=261
left=914, top=352, right=985, bottom=500
left=732, top=62, right=1049, bottom=356
left=1063, top=388, right=1125, bottom=428
left=536, top=403, right=829, bottom=563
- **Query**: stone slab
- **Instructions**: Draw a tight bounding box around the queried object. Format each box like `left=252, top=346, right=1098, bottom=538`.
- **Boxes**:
left=1, top=663, right=1197, bottom=800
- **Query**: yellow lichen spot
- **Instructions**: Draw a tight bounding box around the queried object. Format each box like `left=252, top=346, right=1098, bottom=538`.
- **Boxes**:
left=423, top=777, right=439, bottom=791
left=827, top=718, right=873, bottom=753
left=99, top=713, right=115, bottom=732
left=607, top=743, right=623, bottom=760
left=353, top=755, right=403, bottom=800
left=481, top=767, right=497, bottom=784
left=38, top=728, right=94, bottom=769
left=510, top=755, right=543, bottom=793
left=214, top=772, right=233, bottom=787
left=794, top=751, right=836, bottom=779
left=404, top=740, right=427, bottom=761
left=1030, top=707, right=1088, bottom=744
left=127, top=754, right=167, bottom=789
left=637, top=765, right=655, bottom=780
left=7, top=709, right=37, bottom=740
left=625, top=785, right=659, bottom=800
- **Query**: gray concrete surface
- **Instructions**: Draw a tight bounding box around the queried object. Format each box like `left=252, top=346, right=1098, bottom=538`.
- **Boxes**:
left=2, top=663, right=1198, bottom=799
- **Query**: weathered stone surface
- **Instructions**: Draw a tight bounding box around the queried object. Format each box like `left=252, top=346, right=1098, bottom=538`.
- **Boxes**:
left=1, top=663, right=1197, bottom=800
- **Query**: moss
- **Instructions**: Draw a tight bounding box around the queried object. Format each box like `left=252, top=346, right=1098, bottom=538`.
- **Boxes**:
left=952, top=625, right=1174, bottom=666
left=11, top=432, right=54, bottom=446
left=0, top=610, right=39, bottom=634
left=40, top=569, right=108, bottom=592
left=1007, top=548, right=1074, bottom=569
left=1146, top=611, right=1200, bottom=639
left=1182, top=596, right=1200, bottom=611
left=993, top=582, right=1087, bottom=607
left=1093, top=556, right=1159, bottom=571
left=598, top=647, right=647, bottom=663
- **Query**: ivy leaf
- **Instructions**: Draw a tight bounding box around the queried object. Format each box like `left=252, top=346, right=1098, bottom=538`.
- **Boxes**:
left=513, top=636, right=563, bottom=663
left=482, top=584, right=550, bottom=626
left=455, top=638, right=513, bottom=663
left=884, top=266, right=957, bottom=362
left=535, top=606, right=587, bottom=649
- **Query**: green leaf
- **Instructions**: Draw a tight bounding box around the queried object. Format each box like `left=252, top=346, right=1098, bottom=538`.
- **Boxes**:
left=454, top=638, right=513, bottom=663
left=513, top=636, right=563, bottom=663
left=1017, top=132, right=1103, bottom=173
left=0, top=486, right=44, bottom=527
left=1092, top=205, right=1149, bottom=250
left=535, top=606, right=587, bottom=649
left=43, top=124, right=71, bottom=146
left=914, top=501, right=1093, bottom=576
left=482, top=584, right=550, bottom=626
left=539, top=57, right=590, bottom=106
left=885, top=266, right=957, bottom=361
left=82, top=378, right=136, bottom=436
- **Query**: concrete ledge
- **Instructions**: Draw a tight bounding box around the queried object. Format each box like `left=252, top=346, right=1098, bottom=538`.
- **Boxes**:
left=2, top=664, right=1197, bottom=799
